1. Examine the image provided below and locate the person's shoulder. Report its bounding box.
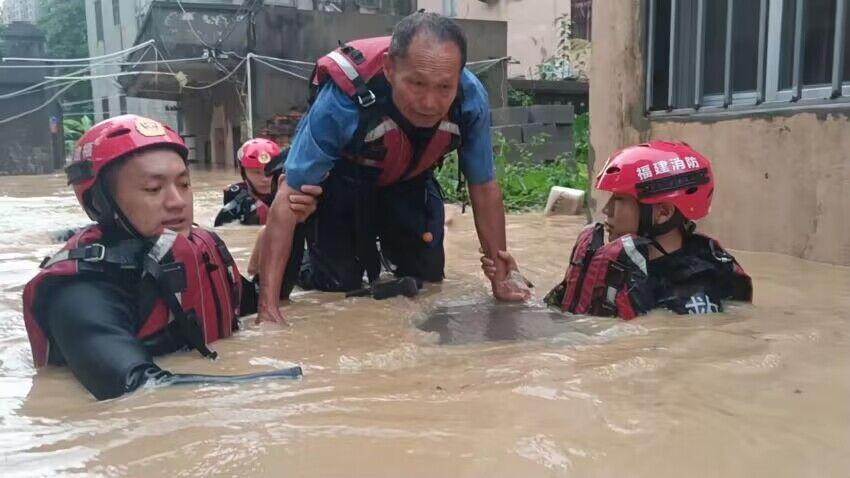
[460,68,487,100]
[313,80,359,112]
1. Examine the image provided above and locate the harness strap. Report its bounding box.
[206,229,241,310]
[567,223,606,312]
[142,230,219,360]
[327,50,376,108]
[40,240,148,269]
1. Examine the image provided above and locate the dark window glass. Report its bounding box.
[94,0,104,42]
[844,0,850,81]
[778,0,797,89]
[649,0,672,110]
[732,0,761,92]
[112,0,120,26]
[802,0,836,86]
[101,98,110,121]
[703,0,728,95]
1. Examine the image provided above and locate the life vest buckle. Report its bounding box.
[81,244,106,262]
[357,90,376,108]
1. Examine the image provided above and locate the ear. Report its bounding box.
[382,52,394,82]
[653,202,676,224]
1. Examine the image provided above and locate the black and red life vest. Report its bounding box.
[312,36,462,187]
[544,223,752,319]
[22,225,242,367]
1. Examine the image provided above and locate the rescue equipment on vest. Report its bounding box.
[23,225,241,367]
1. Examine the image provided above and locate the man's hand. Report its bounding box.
[480,249,532,302]
[480,249,518,279]
[280,176,322,223]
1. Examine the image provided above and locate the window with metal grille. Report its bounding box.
[646,0,849,114]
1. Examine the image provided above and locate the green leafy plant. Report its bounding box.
[436,124,590,212]
[63,115,93,153]
[507,88,534,107]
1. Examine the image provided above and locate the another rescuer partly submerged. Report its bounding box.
[258,12,531,324]
[482,141,753,318]
[21,115,316,401]
[214,138,280,227]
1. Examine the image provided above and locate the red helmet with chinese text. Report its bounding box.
[65,114,188,225]
[596,141,714,221]
[237,138,281,170]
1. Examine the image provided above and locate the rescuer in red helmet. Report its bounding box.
[215,138,281,227]
[483,141,753,318]
[21,115,310,400]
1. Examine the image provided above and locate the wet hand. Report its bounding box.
[492,275,532,302]
[480,249,519,280]
[287,183,323,223]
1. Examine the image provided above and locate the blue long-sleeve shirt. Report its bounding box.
[284,68,496,189]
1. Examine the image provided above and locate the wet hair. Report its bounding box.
[389,11,467,70]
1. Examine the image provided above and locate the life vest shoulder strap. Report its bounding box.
[312,37,390,109]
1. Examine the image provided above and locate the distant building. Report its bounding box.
[0,22,65,174]
[2,0,40,25]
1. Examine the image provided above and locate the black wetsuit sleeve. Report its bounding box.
[40,280,170,400]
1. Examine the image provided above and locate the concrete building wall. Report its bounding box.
[84,0,177,129]
[0,23,64,174]
[418,0,570,79]
[589,0,850,266]
[251,6,508,133]
[2,0,40,24]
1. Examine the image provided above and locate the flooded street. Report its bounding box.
[0,167,849,477]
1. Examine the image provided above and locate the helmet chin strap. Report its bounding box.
[240,167,273,206]
[90,179,147,241]
[637,203,689,256]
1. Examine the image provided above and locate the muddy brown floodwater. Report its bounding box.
[0,167,848,477]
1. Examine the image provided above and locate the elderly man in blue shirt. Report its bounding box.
[257,12,529,323]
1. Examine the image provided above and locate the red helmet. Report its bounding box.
[65,114,188,216]
[237,138,281,170]
[595,141,714,220]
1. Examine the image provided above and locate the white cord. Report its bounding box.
[250,54,316,67]
[1,39,155,63]
[0,81,79,124]
[183,58,247,90]
[252,57,311,81]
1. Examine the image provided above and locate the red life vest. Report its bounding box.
[22,225,242,367]
[550,223,651,319]
[312,37,462,187]
[545,223,753,319]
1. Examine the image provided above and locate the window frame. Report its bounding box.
[646,0,850,118]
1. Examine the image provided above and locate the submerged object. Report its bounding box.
[165,366,304,386]
[346,276,421,300]
[418,302,605,345]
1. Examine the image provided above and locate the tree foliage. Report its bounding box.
[37,0,92,108]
